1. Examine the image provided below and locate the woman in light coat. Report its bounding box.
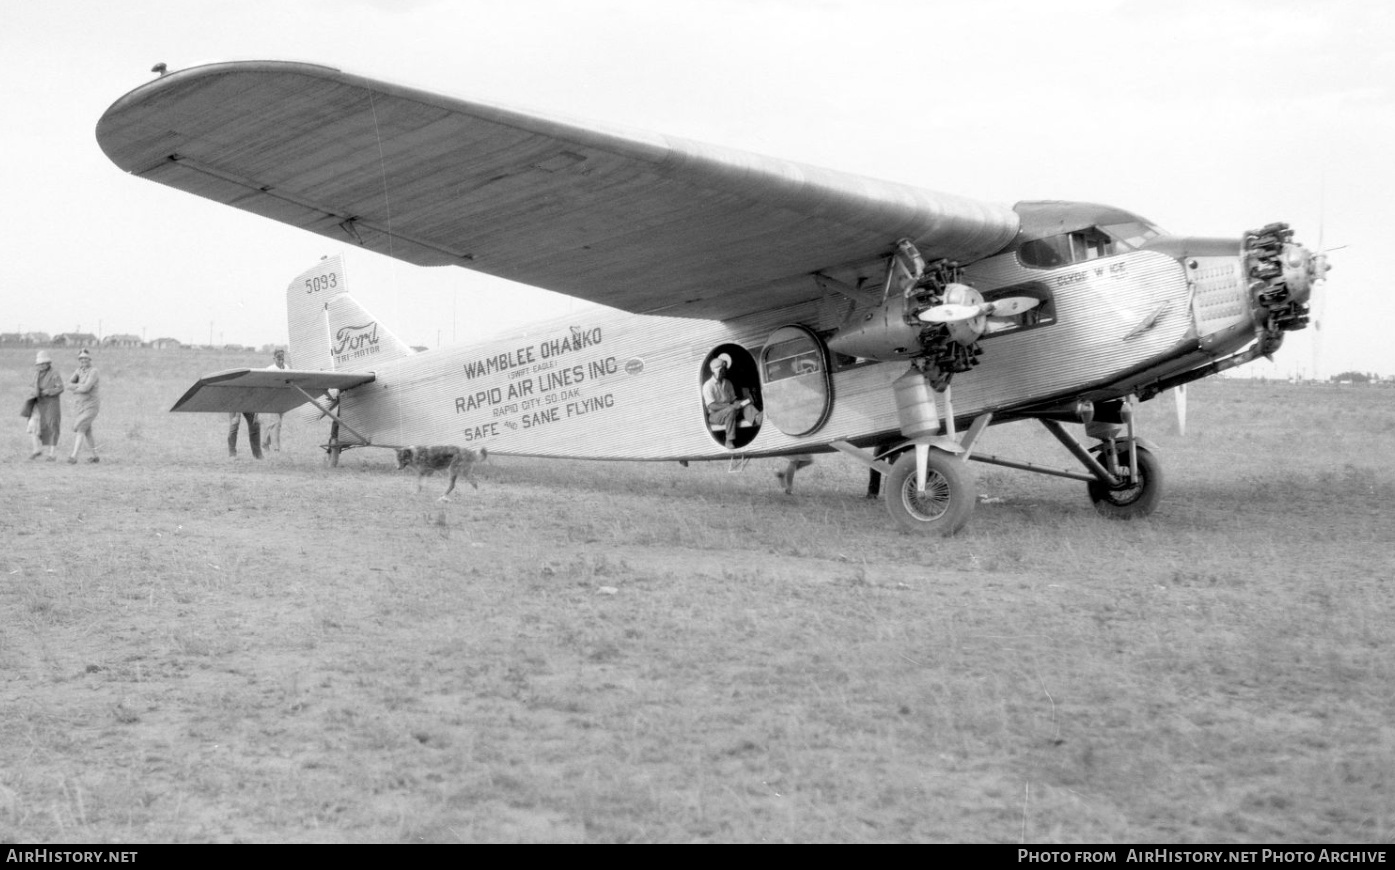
[67,348,100,463]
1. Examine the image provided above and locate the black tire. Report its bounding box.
[1087,444,1163,519]
[885,450,975,535]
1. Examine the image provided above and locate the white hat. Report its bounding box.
[35,350,51,364]
[709,353,732,372]
[77,348,92,359]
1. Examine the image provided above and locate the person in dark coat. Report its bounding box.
[26,349,64,461]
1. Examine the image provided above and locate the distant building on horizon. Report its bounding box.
[53,332,99,348]
[150,337,183,350]
[101,333,143,348]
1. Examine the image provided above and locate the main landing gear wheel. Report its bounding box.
[1087,444,1163,520]
[885,450,975,535]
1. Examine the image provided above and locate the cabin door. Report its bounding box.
[759,325,832,437]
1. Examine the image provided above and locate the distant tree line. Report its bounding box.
[0,332,280,353]
[1329,371,1382,384]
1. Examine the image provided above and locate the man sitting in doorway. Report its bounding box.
[703,353,760,448]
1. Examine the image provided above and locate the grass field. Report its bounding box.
[2,347,1392,843]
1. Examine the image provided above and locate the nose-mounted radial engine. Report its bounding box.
[1243,222,1328,358]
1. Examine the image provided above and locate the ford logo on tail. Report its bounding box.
[333,322,380,357]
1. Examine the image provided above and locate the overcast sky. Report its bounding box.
[3,0,1390,378]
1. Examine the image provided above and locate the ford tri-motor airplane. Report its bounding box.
[96,61,1329,534]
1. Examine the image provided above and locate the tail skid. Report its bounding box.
[286,255,414,372]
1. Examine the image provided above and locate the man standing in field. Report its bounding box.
[66,348,100,463]
[228,411,262,460]
[776,454,814,495]
[261,348,288,452]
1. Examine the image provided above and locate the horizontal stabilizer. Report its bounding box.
[170,368,375,413]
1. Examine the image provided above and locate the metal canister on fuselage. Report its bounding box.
[893,368,941,438]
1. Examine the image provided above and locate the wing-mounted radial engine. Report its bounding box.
[826,241,1043,534]
[911,269,1044,390]
[914,276,984,389]
[826,241,1043,436]
[826,242,1042,389]
[904,261,986,392]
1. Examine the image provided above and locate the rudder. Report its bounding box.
[286,255,414,371]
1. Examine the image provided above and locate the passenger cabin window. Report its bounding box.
[759,326,833,437]
[762,334,823,382]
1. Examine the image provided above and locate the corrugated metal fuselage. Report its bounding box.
[335,243,1253,461]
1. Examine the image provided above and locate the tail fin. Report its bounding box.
[286,255,414,371]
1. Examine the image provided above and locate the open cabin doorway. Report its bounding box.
[699,343,762,449]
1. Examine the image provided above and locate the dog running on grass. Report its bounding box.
[395,445,487,500]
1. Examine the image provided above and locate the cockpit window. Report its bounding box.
[1100,220,1163,250]
[1018,235,1071,269]
[1072,227,1114,261]
[1018,226,1124,269]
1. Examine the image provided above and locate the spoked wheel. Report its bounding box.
[1087,444,1163,519]
[885,450,975,535]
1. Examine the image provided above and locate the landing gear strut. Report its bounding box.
[975,398,1165,521]
[1087,443,1163,519]
[830,398,991,537]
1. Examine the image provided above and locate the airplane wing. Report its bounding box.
[169,368,375,413]
[97,61,1020,320]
